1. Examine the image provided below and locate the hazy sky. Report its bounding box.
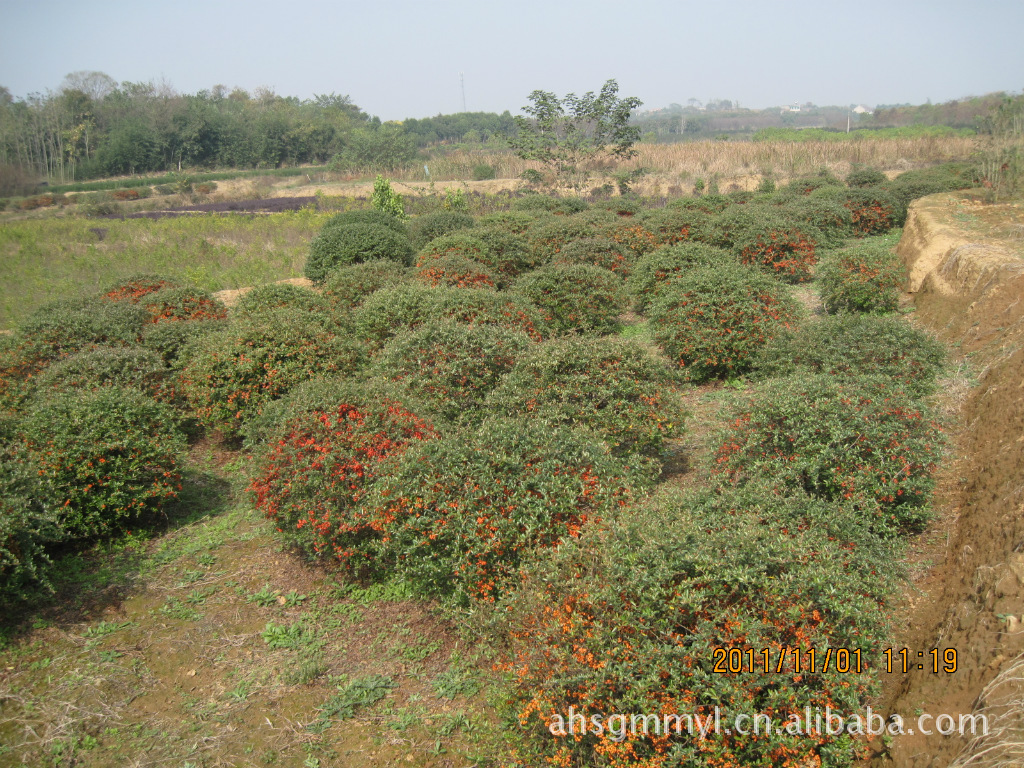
[1,0,1021,120]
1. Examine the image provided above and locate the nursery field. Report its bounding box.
[0,162,992,767]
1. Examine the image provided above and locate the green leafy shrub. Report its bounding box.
[19,386,185,538]
[649,262,800,381]
[818,186,898,236]
[713,374,942,533]
[753,315,944,396]
[414,255,498,289]
[638,206,712,246]
[668,194,733,214]
[140,286,228,323]
[354,284,548,350]
[322,209,408,237]
[321,260,410,310]
[0,424,57,606]
[511,194,589,215]
[817,240,905,314]
[498,483,895,768]
[551,237,633,277]
[235,283,329,316]
[33,346,168,398]
[781,196,854,247]
[628,243,733,312]
[472,163,496,181]
[361,417,644,601]
[887,163,977,222]
[527,218,599,263]
[846,166,887,187]
[486,336,685,456]
[592,218,660,256]
[476,210,535,234]
[415,232,493,267]
[592,198,642,217]
[371,320,531,422]
[783,172,843,196]
[468,226,539,277]
[370,175,405,218]
[175,310,366,436]
[711,206,821,282]
[140,319,227,365]
[305,223,414,283]
[513,263,627,336]
[248,378,438,558]
[407,211,475,250]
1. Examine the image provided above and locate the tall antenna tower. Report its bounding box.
[460,72,466,112]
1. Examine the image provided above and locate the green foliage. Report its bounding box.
[140,318,227,364]
[887,162,978,216]
[139,286,228,323]
[361,417,647,601]
[33,346,169,398]
[321,260,411,310]
[551,237,633,277]
[467,226,539,277]
[498,483,896,767]
[472,163,496,181]
[649,262,800,382]
[510,194,589,215]
[846,166,887,187]
[513,263,627,336]
[248,378,438,558]
[637,206,712,246]
[713,374,943,534]
[322,209,409,237]
[328,124,418,172]
[175,310,366,436]
[305,223,415,283]
[19,386,185,538]
[710,205,822,283]
[627,242,733,312]
[407,210,475,250]
[371,320,532,423]
[486,336,685,457]
[507,79,642,192]
[235,283,329,316]
[416,232,493,267]
[476,210,536,234]
[370,175,406,219]
[782,196,854,247]
[752,315,945,396]
[354,284,548,350]
[818,240,905,314]
[783,171,844,196]
[527,217,600,263]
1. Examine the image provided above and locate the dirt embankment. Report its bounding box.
[878,193,1024,768]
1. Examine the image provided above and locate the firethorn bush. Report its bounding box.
[511,194,589,215]
[33,346,169,398]
[247,377,438,559]
[235,283,329,315]
[140,318,227,364]
[466,226,539,277]
[728,209,822,283]
[361,417,647,602]
[486,336,686,457]
[139,286,228,323]
[782,196,854,247]
[670,193,734,214]
[513,263,627,336]
[638,206,712,246]
[846,166,888,188]
[322,209,408,237]
[407,210,475,249]
[175,309,366,436]
[713,373,943,533]
[817,239,906,314]
[496,483,897,768]
[783,172,843,196]
[415,232,493,267]
[321,260,410,310]
[649,262,800,382]
[354,284,548,350]
[101,273,178,303]
[836,187,898,236]
[414,255,499,290]
[371,320,532,423]
[18,386,185,539]
[595,218,660,256]
[528,218,599,263]
[305,223,414,283]
[628,242,732,312]
[476,210,535,235]
[552,237,634,277]
[753,315,945,396]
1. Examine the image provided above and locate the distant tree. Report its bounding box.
[506,79,642,193]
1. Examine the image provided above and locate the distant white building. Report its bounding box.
[780,103,802,113]
[852,105,873,115]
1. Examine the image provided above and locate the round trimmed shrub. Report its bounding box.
[414,255,498,290]
[592,197,642,217]
[354,284,548,350]
[498,483,895,768]
[101,274,179,303]
[783,172,843,196]
[322,209,408,237]
[595,219,660,256]
[782,196,854,247]
[711,207,821,283]
[836,187,899,236]
[235,283,329,316]
[371,320,532,422]
[846,166,887,188]
[649,262,800,382]
[321,260,410,311]
[639,206,712,246]
[415,232,493,268]
[33,346,169,397]
[19,386,185,538]
[818,241,905,314]
[407,210,475,249]
[360,417,645,601]
[248,378,438,559]
[511,194,589,215]
[668,194,733,214]
[141,318,227,364]
[141,286,228,323]
[628,242,732,312]
[175,310,366,436]
[752,315,945,396]
[551,237,633,277]
[305,223,414,283]
[513,264,627,336]
[486,336,686,456]
[468,226,539,277]
[528,218,598,263]
[476,210,535,234]
[713,374,943,533]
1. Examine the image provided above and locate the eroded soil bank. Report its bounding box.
[876,193,1024,768]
